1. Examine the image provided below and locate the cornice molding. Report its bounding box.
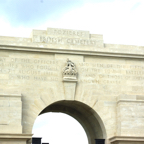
[109,136,144,142]
[0,133,33,139]
[117,100,144,104]
[0,94,21,97]
[0,44,144,59]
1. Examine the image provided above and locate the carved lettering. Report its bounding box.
[80,79,99,83]
[37,65,58,71]
[0,58,59,82]
[19,70,41,75]
[48,29,86,37]
[17,75,30,80]
[34,76,47,81]
[34,36,96,46]
[1,57,144,86]
[126,71,144,75]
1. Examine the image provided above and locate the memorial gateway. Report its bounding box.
[0,27,144,144]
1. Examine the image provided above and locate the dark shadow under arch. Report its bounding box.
[39,100,107,144]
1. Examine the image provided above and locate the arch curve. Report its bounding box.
[38,100,107,144]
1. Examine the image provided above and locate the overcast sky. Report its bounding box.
[0,0,144,144]
[32,113,88,144]
[0,0,144,45]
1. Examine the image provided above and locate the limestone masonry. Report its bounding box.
[0,28,144,144]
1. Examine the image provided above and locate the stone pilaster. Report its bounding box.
[0,94,22,133]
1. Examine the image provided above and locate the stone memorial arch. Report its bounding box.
[0,28,144,144]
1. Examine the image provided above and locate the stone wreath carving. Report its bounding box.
[63,59,77,80]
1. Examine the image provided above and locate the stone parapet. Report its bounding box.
[0,28,144,57]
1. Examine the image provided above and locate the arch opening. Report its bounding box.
[32,112,88,144]
[38,100,106,144]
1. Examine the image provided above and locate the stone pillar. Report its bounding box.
[0,94,22,133]
[109,95,144,144]
[0,94,32,143]
[117,95,144,136]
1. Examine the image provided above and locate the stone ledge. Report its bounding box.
[63,79,78,82]
[109,136,144,143]
[0,133,33,139]
[117,100,144,104]
[0,94,21,97]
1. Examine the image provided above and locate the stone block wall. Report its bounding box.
[0,94,22,133]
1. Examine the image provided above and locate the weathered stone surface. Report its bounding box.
[0,94,22,133]
[0,27,144,144]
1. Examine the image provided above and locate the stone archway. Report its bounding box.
[37,100,107,144]
[1,27,144,144]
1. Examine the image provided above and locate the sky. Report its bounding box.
[0,0,144,45]
[0,0,144,144]
[32,113,88,144]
